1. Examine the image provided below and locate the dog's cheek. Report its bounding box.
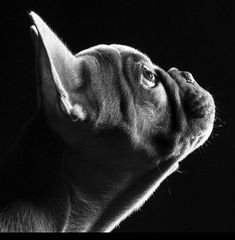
[132,94,173,157]
[131,107,160,150]
[136,85,171,134]
[150,84,169,109]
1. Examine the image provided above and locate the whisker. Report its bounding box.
[157,164,172,196]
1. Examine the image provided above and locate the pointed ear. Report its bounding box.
[29,11,86,122]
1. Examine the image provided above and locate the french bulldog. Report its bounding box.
[0,12,215,232]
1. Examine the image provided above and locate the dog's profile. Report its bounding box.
[0,12,215,232]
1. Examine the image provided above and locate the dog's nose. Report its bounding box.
[168,68,196,85]
[181,71,195,84]
[167,68,209,119]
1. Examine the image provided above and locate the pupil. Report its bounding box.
[147,70,154,81]
[142,66,156,84]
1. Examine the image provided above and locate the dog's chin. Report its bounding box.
[154,113,215,170]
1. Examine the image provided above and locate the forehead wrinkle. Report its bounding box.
[111,46,152,66]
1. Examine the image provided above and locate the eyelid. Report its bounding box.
[142,64,158,77]
[142,65,152,72]
[142,65,159,80]
[140,64,162,89]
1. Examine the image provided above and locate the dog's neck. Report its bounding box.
[1,110,177,232]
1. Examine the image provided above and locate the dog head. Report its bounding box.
[29,11,215,177]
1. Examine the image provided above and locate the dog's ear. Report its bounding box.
[29,11,86,122]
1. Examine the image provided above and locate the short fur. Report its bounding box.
[0,12,215,232]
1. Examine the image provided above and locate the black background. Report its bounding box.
[0,0,234,232]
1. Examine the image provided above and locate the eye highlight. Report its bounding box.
[141,65,158,89]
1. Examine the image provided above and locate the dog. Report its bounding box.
[0,12,215,232]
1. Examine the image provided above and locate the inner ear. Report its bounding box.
[29,11,86,122]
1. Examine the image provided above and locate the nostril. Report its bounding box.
[181,71,195,84]
[186,78,195,84]
[168,68,196,85]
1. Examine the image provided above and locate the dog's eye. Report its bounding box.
[141,66,158,88]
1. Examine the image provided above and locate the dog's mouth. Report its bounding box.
[156,67,215,160]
